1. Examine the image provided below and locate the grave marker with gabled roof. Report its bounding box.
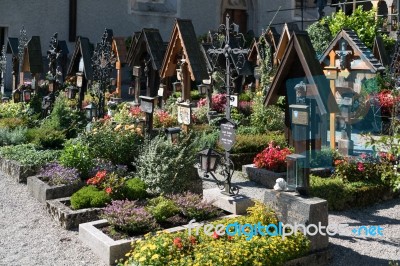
[21,36,43,90]
[264,31,339,150]
[319,28,384,149]
[372,35,390,67]
[112,37,127,97]
[274,23,299,66]
[67,36,94,82]
[129,28,166,97]
[126,32,141,67]
[160,19,208,101]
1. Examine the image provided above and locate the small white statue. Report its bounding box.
[274,178,287,191]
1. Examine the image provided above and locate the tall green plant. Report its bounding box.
[250,95,284,133]
[306,21,332,56]
[136,133,200,194]
[323,7,394,50]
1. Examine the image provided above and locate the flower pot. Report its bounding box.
[242,164,286,188]
[27,175,84,203]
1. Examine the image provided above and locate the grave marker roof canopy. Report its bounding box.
[112,37,127,65]
[22,36,43,74]
[6,38,19,55]
[129,28,166,71]
[160,19,208,81]
[67,36,94,80]
[264,32,339,116]
[372,35,389,67]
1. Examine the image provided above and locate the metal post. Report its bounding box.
[0,45,6,95]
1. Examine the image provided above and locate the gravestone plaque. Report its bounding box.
[290,104,309,126]
[177,103,191,125]
[219,120,236,151]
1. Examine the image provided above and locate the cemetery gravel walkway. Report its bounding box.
[0,174,106,266]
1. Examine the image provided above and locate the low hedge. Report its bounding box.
[310,175,395,211]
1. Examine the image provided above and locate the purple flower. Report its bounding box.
[38,162,80,186]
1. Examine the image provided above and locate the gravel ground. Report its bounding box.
[0,175,106,266]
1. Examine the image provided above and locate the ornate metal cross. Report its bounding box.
[0,45,6,95]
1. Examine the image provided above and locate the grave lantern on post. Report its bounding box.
[139,96,155,134]
[132,66,141,105]
[84,103,97,121]
[288,81,311,196]
[22,86,32,103]
[165,127,181,143]
[67,86,78,99]
[172,81,182,93]
[200,14,248,195]
[13,88,21,103]
[198,148,220,173]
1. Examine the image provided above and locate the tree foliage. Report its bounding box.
[322,7,395,50]
[306,21,332,56]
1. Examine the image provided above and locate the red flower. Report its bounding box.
[173,237,183,249]
[105,187,112,194]
[357,162,365,172]
[227,235,234,241]
[253,142,292,172]
[212,231,219,239]
[189,235,197,245]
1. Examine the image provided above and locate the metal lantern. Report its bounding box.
[22,88,32,103]
[67,86,78,99]
[165,127,181,143]
[2,97,9,103]
[172,81,182,92]
[84,103,98,121]
[198,148,220,173]
[197,84,209,95]
[13,89,21,103]
[286,154,307,193]
[110,78,116,86]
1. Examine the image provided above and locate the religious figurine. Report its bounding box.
[274,178,287,191]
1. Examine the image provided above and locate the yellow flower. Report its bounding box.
[151,254,160,260]
[139,257,146,262]
[114,124,122,131]
[149,244,156,250]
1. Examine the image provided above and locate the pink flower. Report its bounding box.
[357,162,365,172]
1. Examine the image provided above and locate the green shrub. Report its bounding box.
[310,175,353,211]
[306,21,332,56]
[190,90,202,101]
[44,94,85,138]
[146,196,180,222]
[0,102,27,119]
[310,148,340,168]
[137,133,199,194]
[250,95,284,133]
[0,143,60,166]
[59,139,93,179]
[70,186,111,210]
[228,132,287,154]
[27,126,66,149]
[0,117,28,129]
[119,177,147,200]
[81,124,143,166]
[0,127,28,146]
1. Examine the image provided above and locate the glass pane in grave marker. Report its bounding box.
[297,158,305,187]
[287,157,295,187]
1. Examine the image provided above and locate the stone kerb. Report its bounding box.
[27,176,84,203]
[0,157,38,183]
[263,189,329,251]
[46,197,102,230]
[242,164,286,188]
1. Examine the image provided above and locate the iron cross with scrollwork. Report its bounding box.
[92,29,116,118]
[207,14,249,119]
[0,45,6,94]
[18,26,28,71]
[47,33,62,86]
[206,14,248,196]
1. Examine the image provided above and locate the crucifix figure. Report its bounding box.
[335,39,352,70]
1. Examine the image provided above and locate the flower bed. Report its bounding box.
[46,197,102,230]
[27,175,83,203]
[119,202,311,266]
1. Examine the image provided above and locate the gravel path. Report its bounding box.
[0,175,106,266]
